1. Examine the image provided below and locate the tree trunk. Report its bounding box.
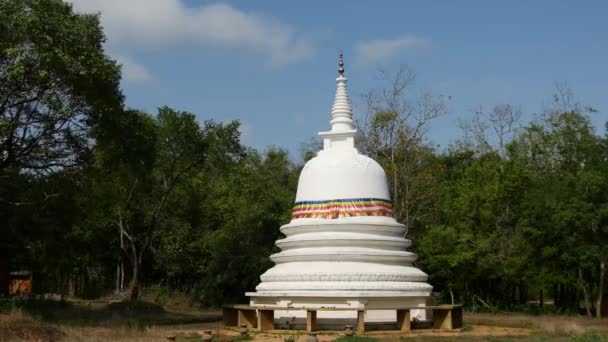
[579,267,592,318]
[115,263,120,294]
[117,209,127,294]
[511,284,516,307]
[519,283,527,305]
[596,260,606,319]
[128,257,140,300]
[79,265,85,298]
[539,289,544,309]
[120,262,124,292]
[68,277,76,298]
[126,235,141,300]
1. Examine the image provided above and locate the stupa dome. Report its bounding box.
[296,150,389,202]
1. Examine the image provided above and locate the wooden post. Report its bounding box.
[356,310,365,334]
[238,309,258,329]
[0,256,8,297]
[451,306,463,329]
[432,308,452,330]
[222,307,238,326]
[258,309,274,331]
[396,309,411,332]
[306,310,317,332]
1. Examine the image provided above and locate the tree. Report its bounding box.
[417,146,534,307]
[456,104,522,157]
[188,148,297,305]
[0,0,122,176]
[511,110,607,315]
[357,67,448,233]
[95,107,243,299]
[0,0,123,280]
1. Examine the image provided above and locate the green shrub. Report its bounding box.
[0,299,10,313]
[0,297,28,313]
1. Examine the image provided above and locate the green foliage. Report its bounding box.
[187,148,297,305]
[416,111,608,312]
[0,0,123,174]
[0,0,123,281]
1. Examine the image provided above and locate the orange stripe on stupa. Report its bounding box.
[292,198,393,219]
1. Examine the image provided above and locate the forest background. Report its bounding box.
[2,0,607,319]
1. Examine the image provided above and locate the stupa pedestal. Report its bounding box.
[246,54,432,329]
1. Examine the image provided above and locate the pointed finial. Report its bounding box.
[338,51,345,76]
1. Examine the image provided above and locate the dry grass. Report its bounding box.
[465,312,608,336]
[1,315,230,342]
[0,312,65,342]
[1,305,607,342]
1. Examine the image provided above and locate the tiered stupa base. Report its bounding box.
[247,217,433,329]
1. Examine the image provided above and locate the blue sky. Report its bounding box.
[70,0,608,159]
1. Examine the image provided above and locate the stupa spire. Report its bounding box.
[330,51,354,132]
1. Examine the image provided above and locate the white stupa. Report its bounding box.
[246,53,432,328]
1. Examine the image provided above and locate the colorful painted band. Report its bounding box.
[292,198,393,219]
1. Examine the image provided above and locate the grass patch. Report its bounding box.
[336,336,379,342]
[173,333,252,342]
[174,334,203,341]
[397,337,570,341]
[473,319,535,329]
[571,332,608,342]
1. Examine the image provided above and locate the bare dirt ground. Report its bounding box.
[2,306,607,342]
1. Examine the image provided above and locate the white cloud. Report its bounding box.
[238,120,254,146]
[354,35,428,65]
[68,0,314,66]
[114,55,152,82]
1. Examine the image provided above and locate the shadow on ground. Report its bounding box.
[10,298,221,327]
